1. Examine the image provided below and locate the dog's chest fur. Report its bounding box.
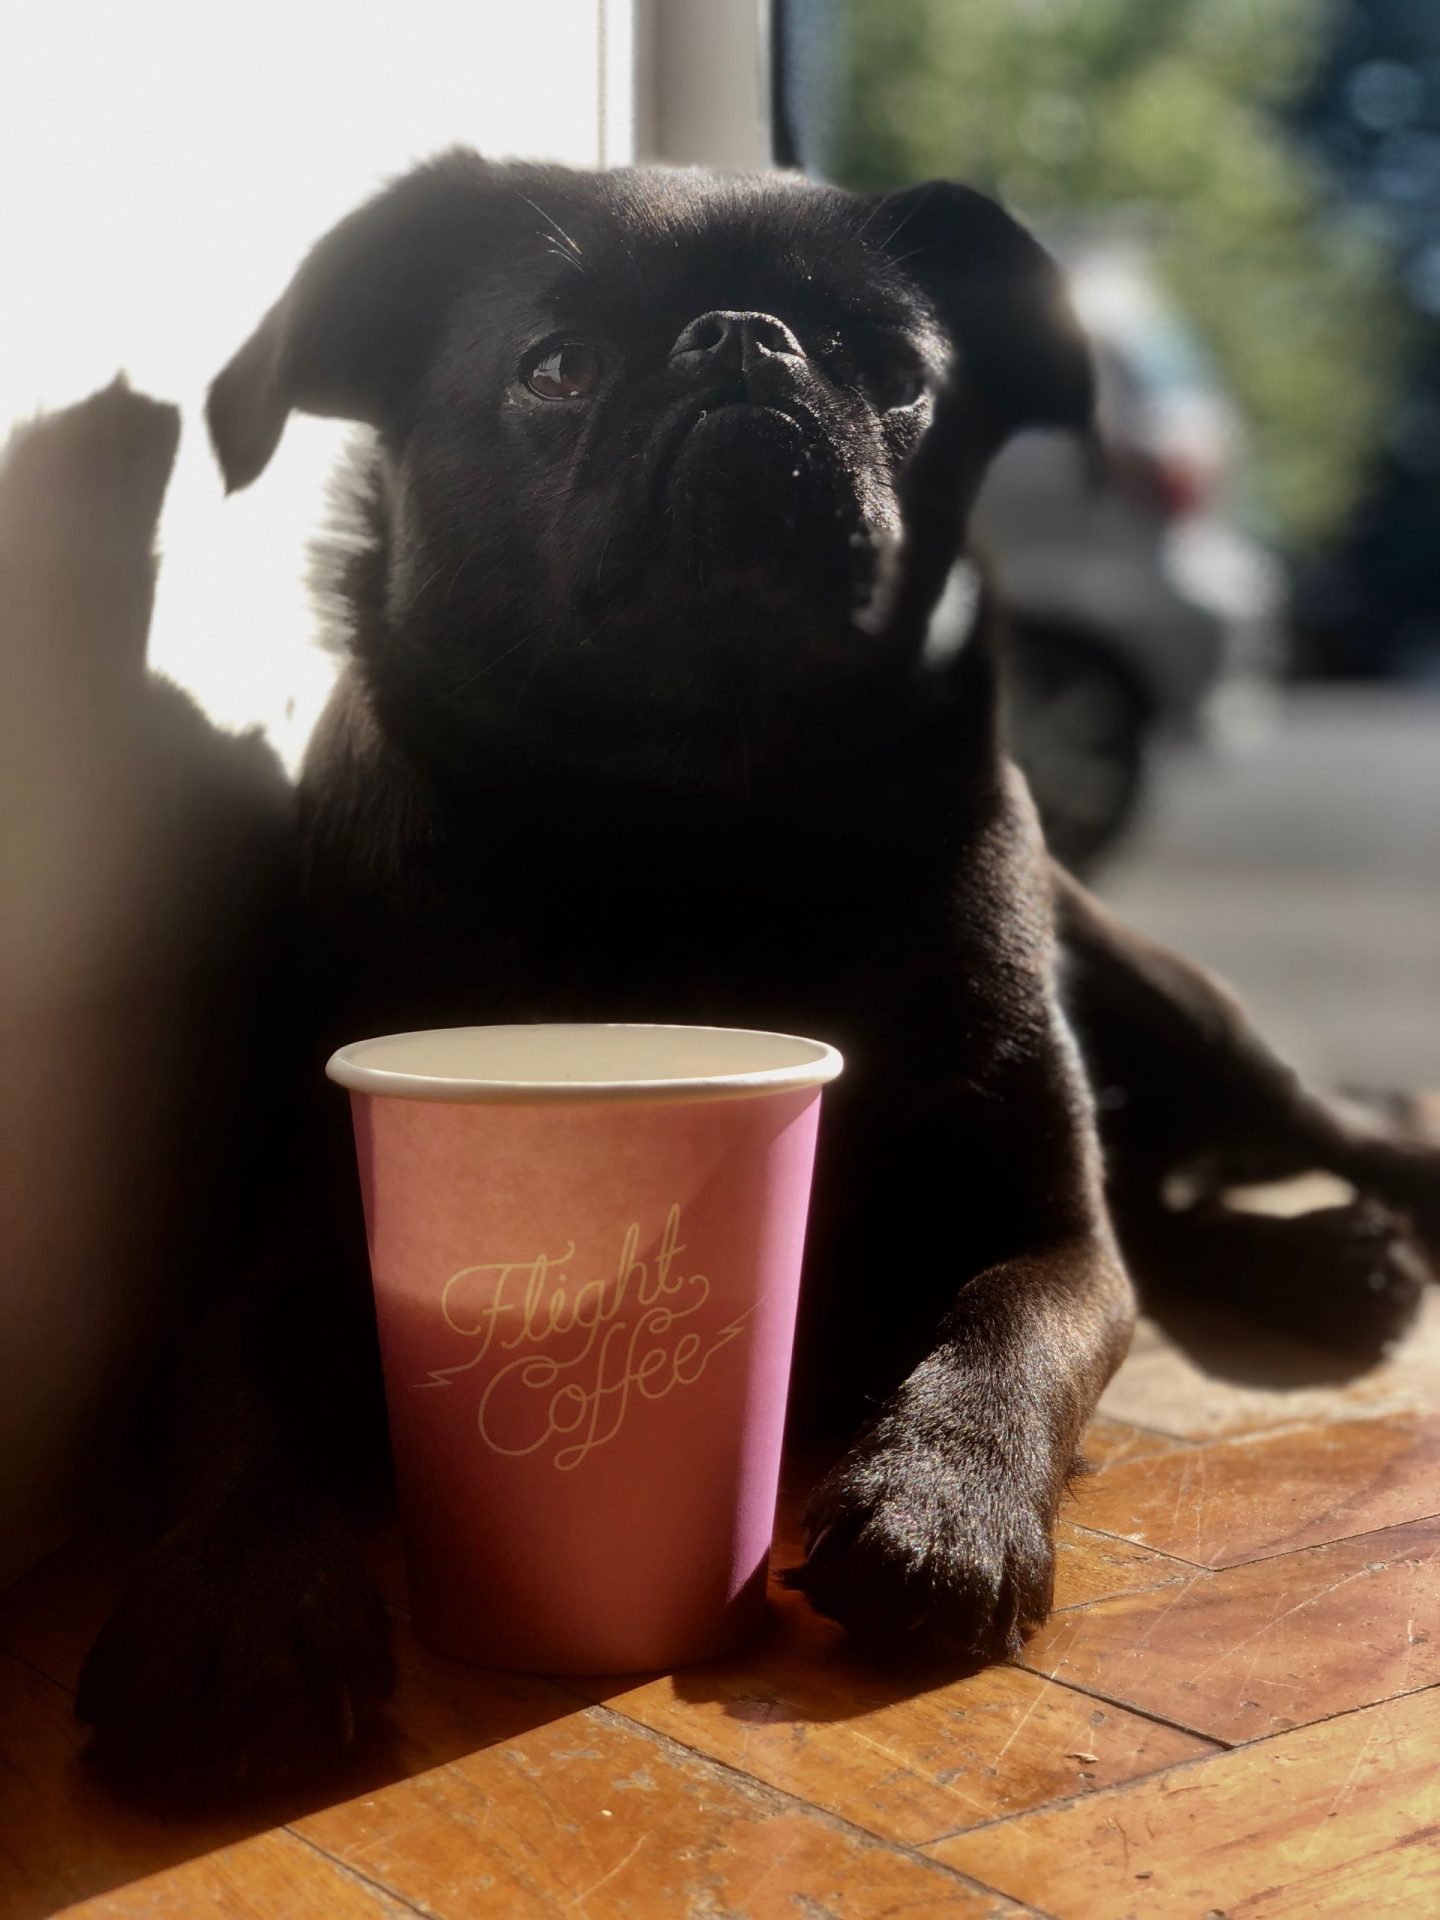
[298,662,1050,1088]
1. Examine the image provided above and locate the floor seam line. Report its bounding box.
[283,1824,434,1918]
[1004,1665,1231,1747]
[0,1644,75,1698]
[580,1696,1053,1916]
[918,1682,1440,1850]
[1059,1505,1440,1570]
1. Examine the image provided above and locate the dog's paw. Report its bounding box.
[781,1439,1055,1660]
[1205,1197,1428,1356]
[1290,1200,1430,1347]
[1329,1096,1440,1265]
[76,1486,395,1804]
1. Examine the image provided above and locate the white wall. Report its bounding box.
[2,0,611,764]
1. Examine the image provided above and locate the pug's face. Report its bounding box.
[209,156,1089,783]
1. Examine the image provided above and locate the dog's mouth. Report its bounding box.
[649,390,828,511]
[561,380,885,640]
[609,385,886,627]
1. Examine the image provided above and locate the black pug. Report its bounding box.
[71,152,1439,1798]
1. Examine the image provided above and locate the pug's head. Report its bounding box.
[208,152,1090,786]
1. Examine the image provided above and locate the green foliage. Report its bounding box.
[822,0,1404,546]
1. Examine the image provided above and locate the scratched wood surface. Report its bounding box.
[2,1291,1437,1920]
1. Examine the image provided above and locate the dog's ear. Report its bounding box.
[869,181,1093,445]
[207,151,514,492]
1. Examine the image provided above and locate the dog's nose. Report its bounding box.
[669,310,806,376]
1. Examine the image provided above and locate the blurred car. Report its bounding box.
[967,242,1285,870]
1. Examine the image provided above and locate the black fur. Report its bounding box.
[13,155,1430,1802]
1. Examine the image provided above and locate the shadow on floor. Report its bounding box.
[0,1532,579,1920]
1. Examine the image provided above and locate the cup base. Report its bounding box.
[408,1559,772,1678]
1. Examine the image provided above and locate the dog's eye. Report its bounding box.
[865,345,926,413]
[521,341,604,400]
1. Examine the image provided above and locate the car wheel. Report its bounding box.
[1002,625,1149,874]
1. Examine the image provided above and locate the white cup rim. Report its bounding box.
[325,1022,845,1105]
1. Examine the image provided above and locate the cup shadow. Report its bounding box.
[576,1447,993,1730]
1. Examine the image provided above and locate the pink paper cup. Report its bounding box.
[326,1023,842,1675]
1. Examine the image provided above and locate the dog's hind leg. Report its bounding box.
[1053,863,1437,1345]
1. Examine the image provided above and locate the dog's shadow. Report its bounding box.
[2,378,297,1589]
[1137,1286,1372,1390]
[0,1522,584,1920]
[589,1571,996,1734]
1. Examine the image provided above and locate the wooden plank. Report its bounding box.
[930,1685,1440,1919]
[567,1570,1212,1845]
[1051,1520,1190,1612]
[369,1620,597,1778]
[292,1705,1022,1919]
[1077,1418,1190,1472]
[62,1830,420,1919]
[1068,1414,1440,1567]
[1021,1518,1440,1742]
[1098,1292,1440,1441]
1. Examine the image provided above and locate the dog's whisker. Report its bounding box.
[441,547,479,611]
[515,190,585,270]
[544,239,584,276]
[453,630,534,690]
[408,557,451,604]
[509,623,560,715]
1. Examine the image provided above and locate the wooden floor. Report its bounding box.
[3,1284,1438,1919]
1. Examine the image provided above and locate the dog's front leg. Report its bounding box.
[787,1231,1131,1656]
[785,1031,1134,1658]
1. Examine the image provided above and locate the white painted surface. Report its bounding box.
[3,0,609,765]
[632,0,772,168]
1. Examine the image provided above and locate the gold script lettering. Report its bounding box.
[419,1206,751,1469]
